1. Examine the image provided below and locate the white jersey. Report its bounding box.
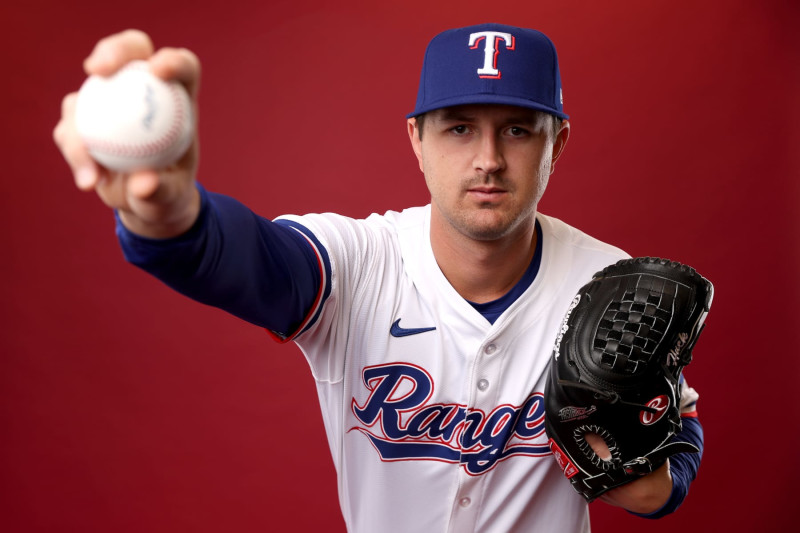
[279,205,628,533]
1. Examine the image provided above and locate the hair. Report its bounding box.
[414,110,563,142]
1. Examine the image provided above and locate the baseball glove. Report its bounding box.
[544,257,713,502]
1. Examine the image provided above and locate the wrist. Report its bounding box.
[599,460,673,514]
[118,181,201,239]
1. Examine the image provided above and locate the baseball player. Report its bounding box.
[54,23,703,532]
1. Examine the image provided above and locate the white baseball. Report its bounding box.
[75,60,194,172]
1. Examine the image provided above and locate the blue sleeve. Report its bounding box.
[116,183,329,339]
[632,416,704,519]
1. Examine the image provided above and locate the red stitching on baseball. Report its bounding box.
[84,63,189,161]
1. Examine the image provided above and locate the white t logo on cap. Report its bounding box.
[469,31,515,79]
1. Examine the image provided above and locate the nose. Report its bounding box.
[473,134,505,176]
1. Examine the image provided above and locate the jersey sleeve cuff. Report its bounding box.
[268,219,332,342]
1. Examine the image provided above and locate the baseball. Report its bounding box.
[75,60,194,172]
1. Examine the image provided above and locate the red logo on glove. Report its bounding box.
[549,439,579,478]
[639,395,670,426]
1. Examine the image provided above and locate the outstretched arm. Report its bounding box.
[54,30,327,339]
[117,185,328,339]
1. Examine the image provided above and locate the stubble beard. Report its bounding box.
[435,183,537,243]
[453,202,537,241]
[448,170,549,242]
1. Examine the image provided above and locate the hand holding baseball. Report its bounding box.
[75,59,194,173]
[54,30,202,238]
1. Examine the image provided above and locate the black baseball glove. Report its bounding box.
[544,257,713,502]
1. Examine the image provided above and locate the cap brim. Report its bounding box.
[406,94,569,120]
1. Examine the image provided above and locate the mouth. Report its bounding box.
[466,185,507,202]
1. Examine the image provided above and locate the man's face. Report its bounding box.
[408,104,569,243]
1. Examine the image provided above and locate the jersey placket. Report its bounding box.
[448,335,506,532]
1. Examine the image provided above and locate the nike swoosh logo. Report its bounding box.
[390,319,436,338]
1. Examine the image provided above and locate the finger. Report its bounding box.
[584,432,612,461]
[149,47,202,98]
[127,170,161,199]
[84,29,155,76]
[53,92,101,190]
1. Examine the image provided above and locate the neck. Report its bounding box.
[430,213,538,304]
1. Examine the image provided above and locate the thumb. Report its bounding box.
[127,170,160,199]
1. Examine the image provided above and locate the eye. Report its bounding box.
[506,126,530,137]
[449,125,470,135]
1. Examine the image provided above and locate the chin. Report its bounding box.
[462,219,520,241]
[463,209,535,242]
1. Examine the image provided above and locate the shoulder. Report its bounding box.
[274,206,429,278]
[538,212,628,262]
[537,213,630,295]
[276,205,428,239]
[537,213,628,257]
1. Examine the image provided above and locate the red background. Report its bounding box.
[2,1,798,531]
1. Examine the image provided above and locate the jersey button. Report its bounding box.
[477,379,490,391]
[485,343,497,355]
[459,497,472,507]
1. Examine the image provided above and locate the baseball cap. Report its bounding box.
[407,23,568,120]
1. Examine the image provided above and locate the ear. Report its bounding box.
[407,118,424,173]
[549,119,570,174]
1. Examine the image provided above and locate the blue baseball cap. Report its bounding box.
[407,23,568,120]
